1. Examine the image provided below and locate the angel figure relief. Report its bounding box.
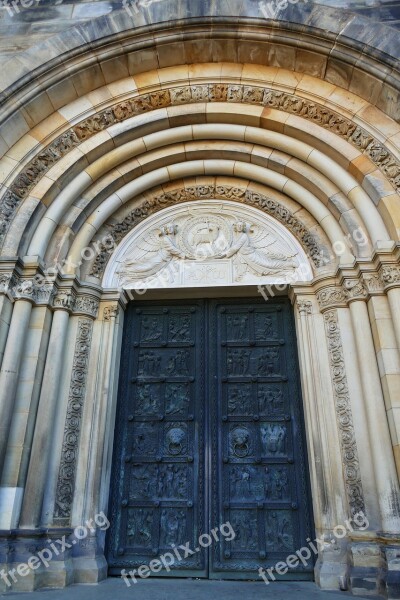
[216,221,298,281]
[117,223,185,285]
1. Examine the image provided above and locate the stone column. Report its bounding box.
[72,300,123,584]
[316,283,387,597]
[293,294,350,590]
[348,296,400,534]
[0,273,13,365]
[0,298,33,479]
[19,293,72,529]
[0,276,38,532]
[0,306,52,530]
[367,294,400,478]
[381,266,400,352]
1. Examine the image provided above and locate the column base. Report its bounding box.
[72,533,108,584]
[349,541,386,597]
[314,537,350,591]
[384,546,400,599]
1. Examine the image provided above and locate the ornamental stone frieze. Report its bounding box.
[0,271,100,317]
[323,309,366,517]
[2,84,400,248]
[52,290,99,318]
[0,276,55,305]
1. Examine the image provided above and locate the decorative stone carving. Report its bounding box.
[362,273,384,293]
[317,286,349,311]
[381,265,400,286]
[103,305,119,321]
[104,201,312,289]
[2,85,399,250]
[323,309,366,517]
[54,318,93,524]
[90,185,323,279]
[53,291,74,311]
[0,272,15,295]
[297,299,312,315]
[344,279,368,302]
[52,290,99,317]
[12,279,36,302]
[74,295,99,318]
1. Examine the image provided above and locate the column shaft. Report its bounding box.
[0,300,33,478]
[19,309,70,527]
[349,300,400,533]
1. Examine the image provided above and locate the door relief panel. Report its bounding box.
[108,299,313,580]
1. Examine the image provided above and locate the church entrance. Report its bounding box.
[107,298,313,579]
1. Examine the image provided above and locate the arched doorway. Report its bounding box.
[0,3,399,597]
[103,200,314,579]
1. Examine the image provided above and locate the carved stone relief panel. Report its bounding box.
[103,200,313,290]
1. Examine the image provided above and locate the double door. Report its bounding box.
[107,299,313,579]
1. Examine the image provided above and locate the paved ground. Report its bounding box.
[1,578,381,599]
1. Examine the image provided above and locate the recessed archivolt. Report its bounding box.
[1,76,399,271]
[80,180,332,283]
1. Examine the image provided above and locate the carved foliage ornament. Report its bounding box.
[54,318,93,524]
[317,287,349,310]
[90,185,323,278]
[323,309,366,518]
[103,305,119,320]
[1,84,399,248]
[296,299,312,315]
[0,277,54,304]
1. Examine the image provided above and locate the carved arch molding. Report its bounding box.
[90,185,326,283]
[1,82,400,254]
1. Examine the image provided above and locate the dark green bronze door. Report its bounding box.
[107,299,313,580]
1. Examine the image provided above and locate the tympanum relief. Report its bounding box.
[104,201,311,289]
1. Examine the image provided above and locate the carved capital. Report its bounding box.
[74,295,99,318]
[53,290,74,311]
[35,282,55,305]
[317,286,348,311]
[0,272,15,295]
[103,305,119,321]
[296,299,312,315]
[380,265,400,288]
[12,278,36,302]
[362,272,384,294]
[343,278,368,302]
